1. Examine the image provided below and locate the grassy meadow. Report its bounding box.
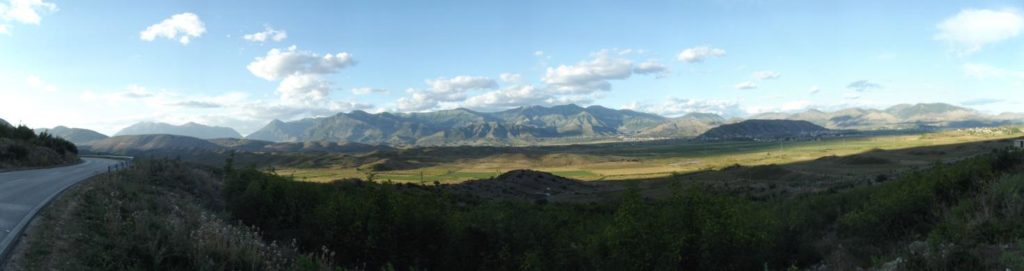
[276,127,1024,184]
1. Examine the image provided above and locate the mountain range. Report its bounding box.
[245,104,679,146]
[748,103,1011,130]
[242,103,1020,146]
[35,126,109,145]
[0,118,8,127]
[115,121,242,139]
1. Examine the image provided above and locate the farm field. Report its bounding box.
[276,127,1024,184]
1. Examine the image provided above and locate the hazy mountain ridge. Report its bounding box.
[247,104,668,146]
[34,126,109,145]
[115,121,242,139]
[751,103,1013,130]
[0,118,9,127]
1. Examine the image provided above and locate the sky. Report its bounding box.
[1,0,1023,136]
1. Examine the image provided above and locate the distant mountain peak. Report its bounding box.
[115,121,242,139]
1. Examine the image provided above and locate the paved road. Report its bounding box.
[0,158,123,260]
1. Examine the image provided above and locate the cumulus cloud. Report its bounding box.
[677,46,726,63]
[809,86,821,94]
[396,89,439,112]
[247,46,356,104]
[0,0,57,25]
[247,46,355,80]
[935,9,1024,54]
[625,98,744,118]
[25,75,56,92]
[244,26,287,42]
[752,71,781,80]
[394,76,499,111]
[633,60,668,77]
[351,87,388,95]
[735,81,757,90]
[499,73,522,83]
[276,74,332,103]
[426,75,497,95]
[463,85,550,110]
[543,52,634,94]
[140,12,206,45]
[847,80,881,92]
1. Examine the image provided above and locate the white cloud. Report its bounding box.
[735,81,757,90]
[463,85,550,110]
[633,60,668,77]
[0,0,57,25]
[780,100,812,111]
[396,89,439,112]
[426,75,497,95]
[963,63,1024,79]
[0,24,9,35]
[351,87,388,95]
[25,75,56,92]
[247,46,355,80]
[394,76,499,111]
[625,98,744,118]
[140,12,206,45]
[543,52,634,94]
[847,80,881,92]
[677,46,726,63]
[935,9,1024,54]
[533,51,544,57]
[752,70,781,80]
[244,26,287,42]
[843,92,862,100]
[809,86,820,94]
[247,46,356,104]
[499,73,522,83]
[276,74,332,103]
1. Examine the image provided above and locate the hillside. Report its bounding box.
[209,138,394,153]
[246,104,669,146]
[85,134,223,154]
[637,113,723,138]
[0,124,79,169]
[115,121,242,139]
[0,117,9,127]
[35,126,108,145]
[697,119,832,141]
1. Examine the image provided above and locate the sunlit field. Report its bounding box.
[276,127,1023,183]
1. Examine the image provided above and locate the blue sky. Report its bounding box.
[1,0,1022,135]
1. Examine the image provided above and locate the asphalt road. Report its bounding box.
[0,158,124,261]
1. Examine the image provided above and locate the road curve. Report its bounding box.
[0,158,123,262]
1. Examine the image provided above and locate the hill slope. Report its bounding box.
[35,126,108,145]
[697,119,832,141]
[115,122,242,139]
[0,124,79,168]
[85,134,223,154]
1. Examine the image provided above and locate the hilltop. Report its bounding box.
[697,119,833,141]
[35,126,108,145]
[115,121,242,139]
